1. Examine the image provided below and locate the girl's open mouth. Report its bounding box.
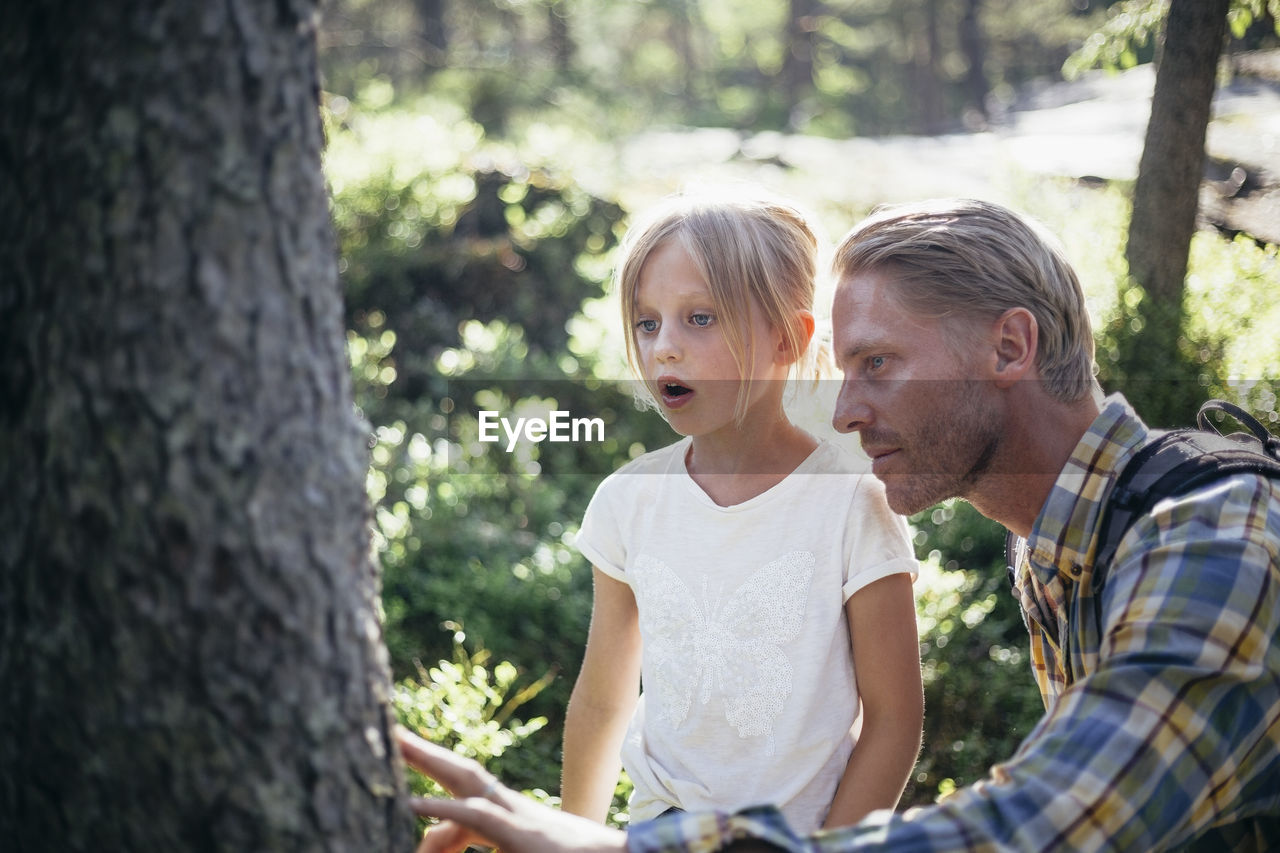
[659,381,694,408]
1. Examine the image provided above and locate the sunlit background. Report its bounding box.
[316,0,1280,819]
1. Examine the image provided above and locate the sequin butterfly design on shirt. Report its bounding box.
[632,551,815,754]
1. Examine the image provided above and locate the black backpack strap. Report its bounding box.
[1092,401,1280,589]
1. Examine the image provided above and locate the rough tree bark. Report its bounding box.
[1119,0,1230,425]
[0,1,414,850]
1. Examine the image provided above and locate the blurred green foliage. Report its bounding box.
[902,501,1044,806]
[320,0,1125,137]
[395,629,553,800]
[1066,0,1280,77]
[394,630,644,827]
[326,99,623,390]
[1095,217,1280,427]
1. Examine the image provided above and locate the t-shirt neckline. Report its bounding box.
[674,436,828,512]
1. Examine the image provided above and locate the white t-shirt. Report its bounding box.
[576,437,917,833]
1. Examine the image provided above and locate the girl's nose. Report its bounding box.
[653,324,681,363]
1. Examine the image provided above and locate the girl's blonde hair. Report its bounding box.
[615,189,823,423]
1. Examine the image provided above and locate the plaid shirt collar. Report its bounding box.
[1013,394,1148,701]
[1025,394,1148,584]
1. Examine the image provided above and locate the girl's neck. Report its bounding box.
[684,413,818,507]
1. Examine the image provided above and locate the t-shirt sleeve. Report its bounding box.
[576,474,630,584]
[841,474,918,601]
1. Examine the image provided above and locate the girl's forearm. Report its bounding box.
[822,714,922,829]
[562,568,642,821]
[560,697,632,822]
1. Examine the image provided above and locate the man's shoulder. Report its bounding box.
[1097,413,1280,572]
[1111,470,1280,574]
[1150,469,1280,523]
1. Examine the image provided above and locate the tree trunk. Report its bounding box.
[907,0,945,135]
[1119,0,1229,425]
[418,0,449,68]
[960,0,989,126]
[546,0,575,76]
[0,2,413,850]
[669,0,701,110]
[782,0,820,124]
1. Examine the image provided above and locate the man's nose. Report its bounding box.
[832,379,871,434]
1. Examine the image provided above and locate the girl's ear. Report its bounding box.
[775,310,816,365]
[990,307,1037,387]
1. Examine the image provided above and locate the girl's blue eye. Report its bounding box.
[636,319,658,333]
[690,313,714,327]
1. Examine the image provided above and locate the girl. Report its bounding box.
[560,189,923,834]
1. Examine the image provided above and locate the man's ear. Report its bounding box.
[991,307,1037,387]
[775,310,816,365]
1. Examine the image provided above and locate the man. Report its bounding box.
[400,199,1280,851]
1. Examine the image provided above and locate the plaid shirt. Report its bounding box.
[628,395,1280,852]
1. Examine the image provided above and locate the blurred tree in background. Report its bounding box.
[1109,0,1234,427]
[320,0,1279,816]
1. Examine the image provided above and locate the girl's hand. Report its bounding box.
[397,727,629,853]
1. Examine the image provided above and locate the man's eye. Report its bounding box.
[636,319,658,333]
[868,355,886,371]
[690,313,714,327]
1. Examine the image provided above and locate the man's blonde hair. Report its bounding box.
[833,198,1098,402]
[616,189,821,422]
